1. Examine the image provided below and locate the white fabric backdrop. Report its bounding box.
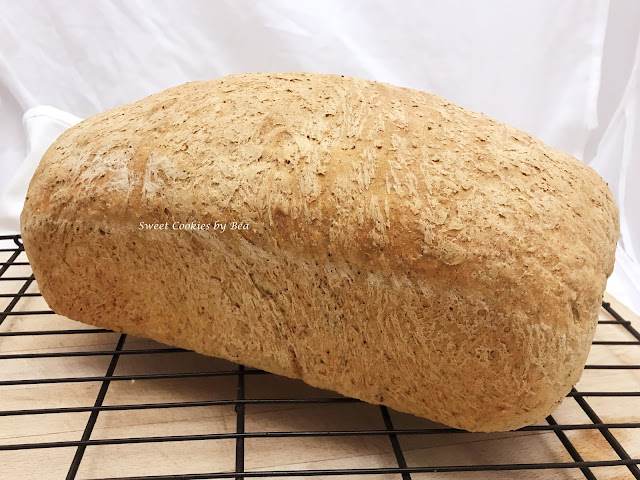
[1,0,638,312]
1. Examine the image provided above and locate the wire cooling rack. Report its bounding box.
[1,233,639,480]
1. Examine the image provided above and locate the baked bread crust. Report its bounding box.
[21,73,619,432]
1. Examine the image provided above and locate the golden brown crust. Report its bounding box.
[20,73,619,431]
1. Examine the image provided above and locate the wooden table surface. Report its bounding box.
[0,246,639,480]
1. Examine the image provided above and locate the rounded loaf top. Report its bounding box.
[24,72,619,328]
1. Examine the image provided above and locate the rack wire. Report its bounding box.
[1,233,639,480]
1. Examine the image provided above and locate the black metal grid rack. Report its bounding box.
[1,233,639,479]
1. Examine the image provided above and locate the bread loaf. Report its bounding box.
[20,73,619,432]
